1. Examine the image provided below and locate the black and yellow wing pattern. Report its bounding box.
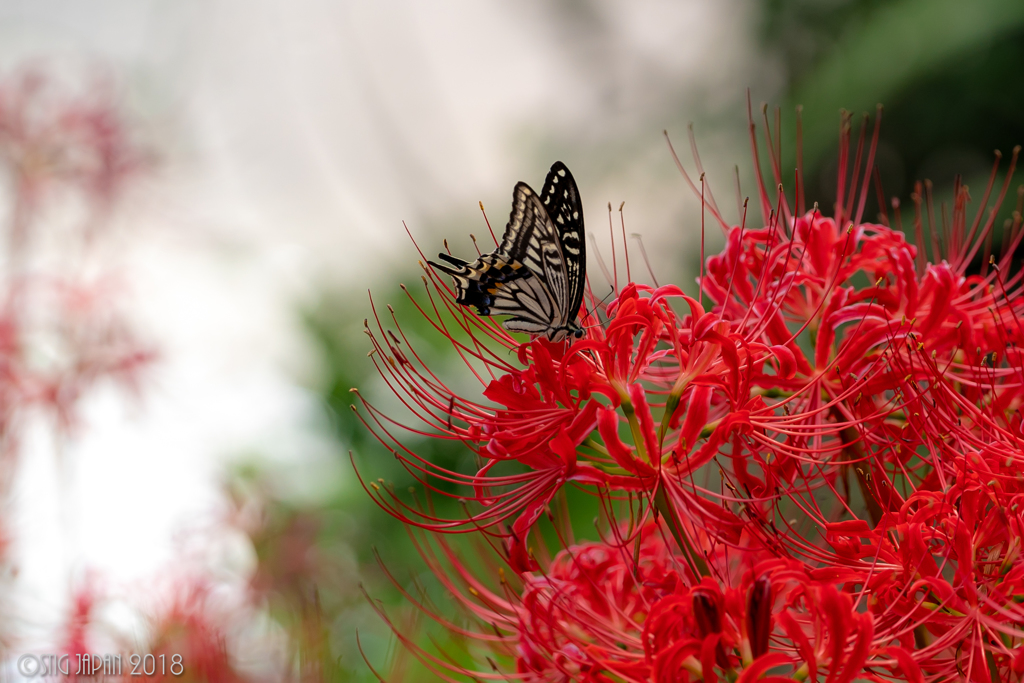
[429,161,586,342]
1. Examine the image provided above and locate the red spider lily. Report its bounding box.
[369,522,909,682]
[0,68,144,248]
[0,67,153,498]
[142,579,250,683]
[61,578,101,681]
[356,101,1024,681]
[0,64,156,676]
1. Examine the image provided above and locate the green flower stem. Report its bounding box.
[620,391,649,465]
[654,486,709,579]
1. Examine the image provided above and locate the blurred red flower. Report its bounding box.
[0,63,155,670]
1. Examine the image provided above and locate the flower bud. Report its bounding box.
[746,575,772,659]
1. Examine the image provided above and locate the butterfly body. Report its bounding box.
[429,162,586,343]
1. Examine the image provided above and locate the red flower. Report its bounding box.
[358,104,1024,681]
[143,579,248,683]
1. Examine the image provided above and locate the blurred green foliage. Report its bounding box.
[292,278,605,680]
[763,0,1024,237]
[293,282,483,680]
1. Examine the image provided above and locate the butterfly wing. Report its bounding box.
[428,250,530,315]
[537,161,586,328]
[428,183,560,324]
[485,265,560,335]
[428,162,585,340]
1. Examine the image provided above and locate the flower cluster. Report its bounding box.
[356,108,1024,681]
[0,66,153,652]
[0,67,152,480]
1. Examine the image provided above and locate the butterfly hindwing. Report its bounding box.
[429,250,529,315]
[428,161,586,342]
[488,269,557,332]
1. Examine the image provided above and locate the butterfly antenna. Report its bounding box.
[470,233,482,257]
[583,267,598,317]
[596,285,616,311]
[607,202,618,291]
[583,288,617,331]
[619,201,631,283]
[583,286,616,321]
[479,201,499,246]
[630,234,659,287]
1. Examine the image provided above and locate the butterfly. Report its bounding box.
[429,161,587,342]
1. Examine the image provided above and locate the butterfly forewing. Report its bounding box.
[500,183,561,290]
[539,162,585,326]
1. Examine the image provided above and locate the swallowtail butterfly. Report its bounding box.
[429,161,586,342]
